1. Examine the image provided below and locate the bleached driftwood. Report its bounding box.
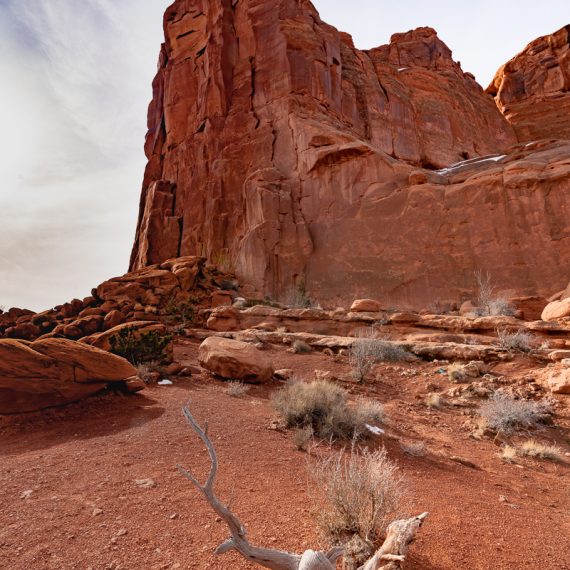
[178,405,427,570]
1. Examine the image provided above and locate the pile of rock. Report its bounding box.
[1,257,236,344]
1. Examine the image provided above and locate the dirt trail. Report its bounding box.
[0,343,569,569]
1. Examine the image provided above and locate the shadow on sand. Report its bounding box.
[0,390,165,457]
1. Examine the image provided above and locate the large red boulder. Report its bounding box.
[0,338,139,414]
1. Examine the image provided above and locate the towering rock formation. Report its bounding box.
[487,25,570,142]
[131,0,570,307]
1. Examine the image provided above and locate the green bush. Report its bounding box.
[163,296,196,325]
[109,327,172,365]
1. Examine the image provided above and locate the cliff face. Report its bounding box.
[487,25,570,143]
[130,0,570,306]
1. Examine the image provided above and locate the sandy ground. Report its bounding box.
[0,341,569,569]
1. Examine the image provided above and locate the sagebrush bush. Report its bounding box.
[479,393,551,435]
[271,380,383,440]
[163,296,195,325]
[292,340,312,354]
[349,329,409,382]
[309,446,405,569]
[496,328,535,353]
[109,327,172,365]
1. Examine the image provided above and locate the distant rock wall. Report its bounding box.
[130,0,570,307]
[487,25,570,142]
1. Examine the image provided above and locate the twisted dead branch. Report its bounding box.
[177,404,427,569]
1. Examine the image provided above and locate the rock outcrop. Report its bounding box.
[0,256,234,344]
[487,25,570,142]
[0,338,140,414]
[130,0,570,308]
[198,336,274,383]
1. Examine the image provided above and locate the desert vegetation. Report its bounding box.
[272,379,384,441]
[109,326,172,364]
[496,328,535,353]
[177,404,427,569]
[473,270,516,316]
[479,393,551,435]
[349,328,409,382]
[308,446,406,569]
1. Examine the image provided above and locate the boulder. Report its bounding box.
[350,299,382,313]
[546,368,570,395]
[81,321,168,352]
[0,338,139,414]
[541,299,570,321]
[198,337,274,384]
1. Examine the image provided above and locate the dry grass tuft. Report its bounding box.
[225,381,250,398]
[448,363,467,383]
[135,362,161,384]
[272,380,383,440]
[425,393,445,409]
[500,445,518,463]
[401,441,427,457]
[519,440,563,461]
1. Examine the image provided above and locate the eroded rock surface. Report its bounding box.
[128,1,570,308]
[488,25,570,142]
[0,338,139,414]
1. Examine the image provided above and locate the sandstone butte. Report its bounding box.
[129,0,570,309]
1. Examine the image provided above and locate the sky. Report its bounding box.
[0,0,568,311]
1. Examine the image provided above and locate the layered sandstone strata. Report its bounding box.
[130,0,570,307]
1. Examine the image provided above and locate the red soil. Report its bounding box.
[0,341,568,569]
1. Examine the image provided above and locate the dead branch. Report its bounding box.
[178,404,426,570]
[358,512,429,570]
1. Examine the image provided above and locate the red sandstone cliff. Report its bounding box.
[130,0,570,307]
[487,25,570,142]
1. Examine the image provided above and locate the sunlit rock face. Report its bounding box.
[487,25,570,143]
[130,0,570,307]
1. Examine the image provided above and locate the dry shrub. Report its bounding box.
[292,340,312,354]
[519,440,562,461]
[474,270,515,316]
[401,441,427,457]
[500,445,518,463]
[135,362,160,384]
[425,393,445,409]
[448,363,467,383]
[272,380,383,440]
[349,328,409,382]
[292,426,313,451]
[496,328,535,353]
[309,446,405,569]
[226,381,249,398]
[479,393,551,435]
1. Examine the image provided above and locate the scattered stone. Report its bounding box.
[134,478,156,489]
[350,299,382,313]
